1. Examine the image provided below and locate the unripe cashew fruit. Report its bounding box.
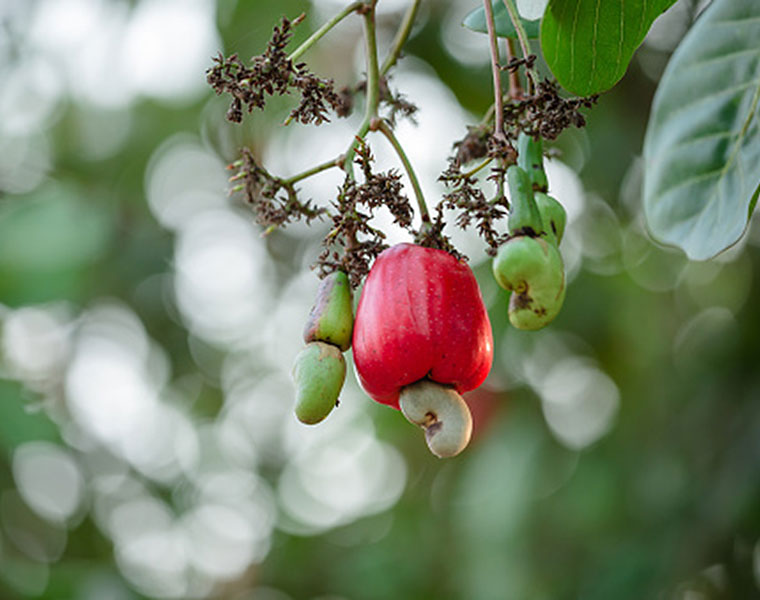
[507,165,544,236]
[292,341,346,424]
[492,236,565,330]
[535,192,567,245]
[303,271,353,352]
[517,132,548,192]
[399,379,473,458]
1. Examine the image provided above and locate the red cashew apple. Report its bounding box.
[352,243,494,456]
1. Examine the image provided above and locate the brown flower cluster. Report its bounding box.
[504,79,598,141]
[206,16,347,125]
[438,164,510,256]
[317,142,414,287]
[230,147,325,228]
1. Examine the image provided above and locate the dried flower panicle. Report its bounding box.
[230,147,325,228]
[414,207,461,259]
[439,163,510,256]
[213,12,597,288]
[317,142,415,287]
[379,78,418,127]
[206,15,348,125]
[503,79,598,141]
[336,76,419,125]
[486,134,517,163]
[453,125,490,166]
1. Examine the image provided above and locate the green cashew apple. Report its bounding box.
[303,271,353,352]
[535,192,567,245]
[517,132,548,192]
[492,236,565,330]
[292,341,346,424]
[507,165,544,237]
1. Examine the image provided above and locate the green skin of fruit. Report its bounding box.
[303,271,353,352]
[517,133,548,193]
[507,165,545,237]
[492,236,566,330]
[292,341,346,425]
[535,192,567,246]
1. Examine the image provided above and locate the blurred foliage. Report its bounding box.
[1,1,760,599]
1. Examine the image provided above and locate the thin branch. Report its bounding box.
[380,0,422,75]
[282,156,344,185]
[343,2,381,177]
[483,0,506,141]
[288,2,364,62]
[501,0,538,93]
[373,118,429,223]
[463,157,493,179]
[505,38,523,100]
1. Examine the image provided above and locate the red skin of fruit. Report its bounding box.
[352,243,493,409]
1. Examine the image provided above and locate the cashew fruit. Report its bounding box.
[492,236,565,330]
[292,341,346,424]
[517,132,548,192]
[535,192,567,245]
[352,243,493,409]
[303,270,353,352]
[507,165,545,237]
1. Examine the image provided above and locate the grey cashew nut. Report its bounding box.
[399,380,473,458]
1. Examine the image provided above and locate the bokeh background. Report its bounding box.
[1,0,759,598]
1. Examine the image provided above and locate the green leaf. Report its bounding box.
[643,0,760,260]
[463,1,540,40]
[540,0,677,95]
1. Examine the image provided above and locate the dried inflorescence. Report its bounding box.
[503,78,598,141]
[317,142,415,287]
[206,15,348,125]
[438,63,596,255]
[332,76,419,125]
[210,11,595,292]
[414,209,461,259]
[439,163,510,256]
[486,134,517,163]
[450,66,597,166]
[230,147,326,227]
[379,78,419,127]
[453,126,490,166]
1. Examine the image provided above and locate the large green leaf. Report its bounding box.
[463,1,540,40]
[643,0,760,260]
[540,0,677,95]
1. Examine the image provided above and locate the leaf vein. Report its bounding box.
[617,0,625,79]
[589,0,600,90]
[657,77,760,124]
[714,16,760,27]
[685,47,759,71]
[666,130,735,153]
[571,0,582,83]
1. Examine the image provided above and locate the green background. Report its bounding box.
[1,1,759,598]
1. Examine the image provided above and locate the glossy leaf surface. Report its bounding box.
[643,0,760,260]
[540,0,676,95]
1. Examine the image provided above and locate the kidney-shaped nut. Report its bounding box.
[399,379,473,458]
